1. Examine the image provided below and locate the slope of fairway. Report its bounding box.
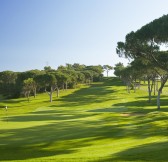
[0,78,168,162]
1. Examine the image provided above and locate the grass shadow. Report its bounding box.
[50,78,119,108]
[93,141,168,162]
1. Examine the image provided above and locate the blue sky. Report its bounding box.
[0,0,168,72]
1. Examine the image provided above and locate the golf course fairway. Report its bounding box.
[0,78,168,162]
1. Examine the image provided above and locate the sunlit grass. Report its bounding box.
[0,77,168,161]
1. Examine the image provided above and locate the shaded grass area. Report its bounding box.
[0,77,168,161]
[94,141,168,162]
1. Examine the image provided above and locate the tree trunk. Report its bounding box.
[144,77,146,84]
[62,83,65,91]
[56,88,59,98]
[27,91,30,102]
[153,80,156,95]
[33,87,36,98]
[149,90,152,103]
[128,85,130,93]
[156,81,158,92]
[157,90,161,110]
[24,92,27,98]
[138,81,141,89]
[88,79,91,85]
[45,86,56,102]
[49,92,52,102]
[126,83,130,93]
[65,81,68,90]
[47,89,53,103]
[150,80,154,92]
[157,76,168,110]
[147,78,151,103]
[134,83,136,93]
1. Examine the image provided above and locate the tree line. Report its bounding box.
[114,61,163,101]
[115,14,168,110]
[0,63,112,102]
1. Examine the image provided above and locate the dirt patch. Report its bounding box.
[121,113,146,117]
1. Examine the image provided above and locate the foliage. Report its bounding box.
[22,78,35,102]
[0,71,18,98]
[0,63,104,101]
[103,65,113,77]
[114,62,125,78]
[116,14,168,109]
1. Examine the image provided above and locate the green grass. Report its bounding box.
[0,77,168,162]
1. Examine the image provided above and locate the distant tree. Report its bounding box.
[22,78,34,102]
[25,70,42,97]
[14,70,44,97]
[57,68,71,90]
[66,63,73,70]
[0,71,18,98]
[120,66,132,93]
[103,65,113,77]
[57,65,67,71]
[85,65,103,81]
[67,70,78,88]
[35,73,57,102]
[114,62,125,78]
[44,74,57,102]
[76,71,85,84]
[34,74,47,92]
[131,59,158,102]
[0,71,17,84]
[0,63,107,101]
[44,66,55,73]
[72,63,86,71]
[82,70,93,85]
[55,71,66,97]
